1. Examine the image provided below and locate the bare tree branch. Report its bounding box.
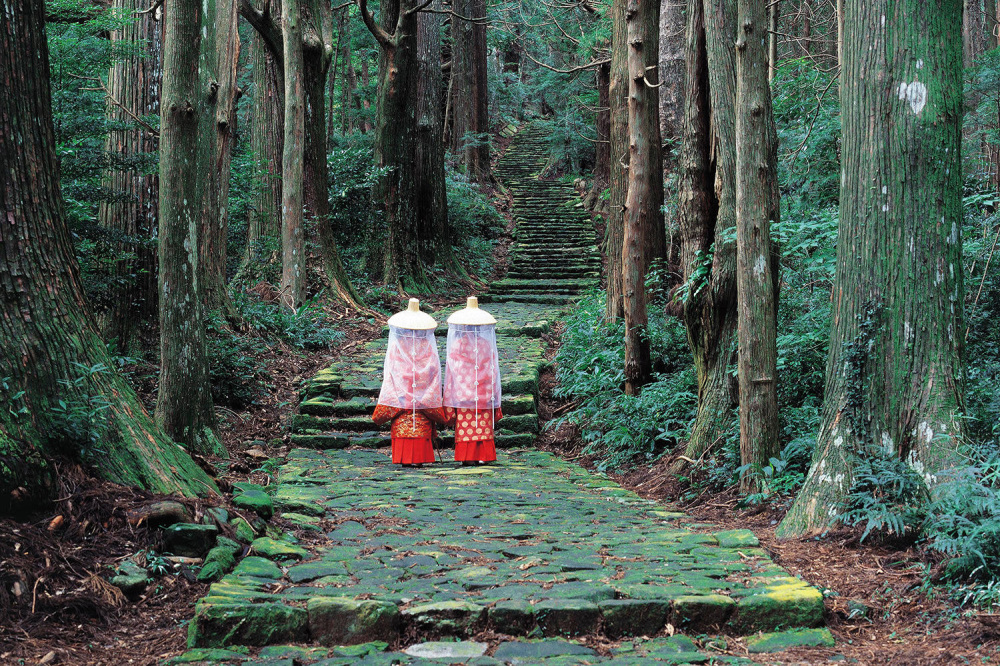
[358,0,395,49]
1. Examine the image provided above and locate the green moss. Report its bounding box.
[187,602,308,648]
[746,627,835,653]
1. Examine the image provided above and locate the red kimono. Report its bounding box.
[372,404,446,464]
[446,406,502,463]
[374,325,444,466]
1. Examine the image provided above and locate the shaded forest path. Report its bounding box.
[172,126,830,664]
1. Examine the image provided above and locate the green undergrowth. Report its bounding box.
[550,290,697,472]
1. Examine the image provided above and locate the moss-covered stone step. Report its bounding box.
[483,293,582,305]
[291,411,539,437]
[289,430,536,450]
[181,448,826,657]
[300,393,536,419]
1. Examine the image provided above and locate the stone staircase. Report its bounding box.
[289,123,600,452]
[488,124,601,305]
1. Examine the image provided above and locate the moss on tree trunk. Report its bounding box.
[778,0,965,538]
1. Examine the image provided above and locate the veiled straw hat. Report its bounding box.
[447,296,497,326]
[387,298,438,330]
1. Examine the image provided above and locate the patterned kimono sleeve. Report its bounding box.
[443,406,458,427]
[372,403,401,425]
[423,406,448,426]
[493,408,503,423]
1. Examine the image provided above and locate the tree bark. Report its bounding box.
[659,0,686,168]
[302,0,364,308]
[156,0,224,456]
[778,0,965,537]
[0,0,218,505]
[361,0,434,291]
[679,0,740,464]
[623,0,664,395]
[449,0,490,181]
[606,0,628,322]
[415,0,454,270]
[97,0,162,354]
[241,0,284,282]
[769,0,779,79]
[593,61,611,190]
[199,0,241,314]
[280,0,307,309]
[341,33,358,132]
[735,0,781,492]
[800,0,812,54]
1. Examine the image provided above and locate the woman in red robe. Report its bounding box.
[372,299,444,466]
[444,297,502,465]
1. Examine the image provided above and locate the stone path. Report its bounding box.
[179,451,827,665]
[489,124,601,306]
[170,127,831,664]
[291,122,600,451]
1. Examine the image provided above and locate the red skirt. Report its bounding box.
[454,438,497,463]
[392,436,435,465]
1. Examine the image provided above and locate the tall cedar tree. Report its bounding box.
[280,0,307,308]
[735,0,781,491]
[606,0,628,321]
[97,1,162,354]
[156,0,224,455]
[200,0,241,314]
[0,0,217,504]
[415,0,455,271]
[360,0,438,291]
[658,0,685,167]
[778,0,965,537]
[450,0,491,182]
[622,0,664,394]
[239,0,363,308]
[239,0,284,281]
[676,0,739,466]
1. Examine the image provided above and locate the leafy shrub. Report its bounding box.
[205,315,269,410]
[231,291,345,350]
[47,363,112,461]
[551,290,698,472]
[446,170,505,277]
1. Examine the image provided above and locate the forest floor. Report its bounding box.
[4,335,998,666]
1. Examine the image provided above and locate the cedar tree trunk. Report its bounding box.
[735,0,780,492]
[778,0,965,537]
[679,0,740,464]
[156,0,224,455]
[622,0,664,395]
[97,0,162,354]
[0,0,217,505]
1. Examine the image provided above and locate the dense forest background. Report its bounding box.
[4,0,1000,619]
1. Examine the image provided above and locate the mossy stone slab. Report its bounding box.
[598,599,670,638]
[746,627,835,653]
[233,489,274,520]
[231,556,282,580]
[403,641,488,660]
[187,602,307,648]
[492,640,596,660]
[163,523,219,558]
[308,597,401,646]
[534,599,600,637]
[402,600,485,635]
[729,583,825,633]
[488,599,536,634]
[251,537,308,561]
[287,560,350,583]
[713,529,760,549]
[672,594,736,630]
[165,647,250,664]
